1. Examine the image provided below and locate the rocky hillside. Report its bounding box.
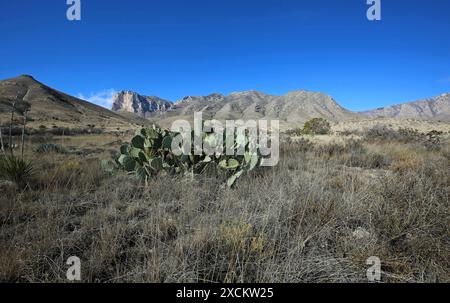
[111,91,172,118]
[362,93,450,121]
[0,75,140,131]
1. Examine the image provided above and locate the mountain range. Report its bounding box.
[361,93,450,120]
[111,90,358,129]
[0,75,449,132]
[111,89,450,129]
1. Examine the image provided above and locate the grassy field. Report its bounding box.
[0,127,449,283]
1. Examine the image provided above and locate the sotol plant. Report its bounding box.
[0,155,34,189]
[102,125,262,187]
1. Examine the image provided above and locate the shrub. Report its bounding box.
[48,127,103,136]
[282,137,314,153]
[285,128,303,137]
[35,143,66,154]
[302,118,331,135]
[364,126,442,150]
[364,125,398,141]
[0,155,33,188]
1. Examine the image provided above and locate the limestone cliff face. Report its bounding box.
[111,91,172,117]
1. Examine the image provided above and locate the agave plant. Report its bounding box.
[101,125,262,187]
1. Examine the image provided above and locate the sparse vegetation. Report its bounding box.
[286,118,332,136]
[1,128,449,283]
[364,125,443,150]
[35,143,66,154]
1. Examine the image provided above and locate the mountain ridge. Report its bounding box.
[111,88,358,129]
[1,75,450,132]
[361,93,450,120]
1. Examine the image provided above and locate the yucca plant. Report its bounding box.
[0,155,34,189]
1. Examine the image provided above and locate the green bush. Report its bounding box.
[302,118,331,135]
[0,155,34,188]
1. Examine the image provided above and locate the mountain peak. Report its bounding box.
[111,91,172,117]
[0,75,137,130]
[19,74,36,80]
[229,90,266,97]
[5,74,41,85]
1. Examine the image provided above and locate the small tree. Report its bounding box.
[302,118,331,135]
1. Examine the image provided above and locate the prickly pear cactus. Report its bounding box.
[101,125,262,187]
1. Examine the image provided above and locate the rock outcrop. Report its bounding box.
[111,91,173,118]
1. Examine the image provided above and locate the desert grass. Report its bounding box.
[0,133,449,282]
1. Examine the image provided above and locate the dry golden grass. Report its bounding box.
[0,129,449,283]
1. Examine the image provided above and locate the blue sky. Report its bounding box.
[0,0,449,111]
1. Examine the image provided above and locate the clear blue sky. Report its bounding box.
[0,0,449,111]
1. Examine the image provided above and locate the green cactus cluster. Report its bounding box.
[101,125,262,187]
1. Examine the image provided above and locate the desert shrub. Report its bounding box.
[364,126,442,151]
[35,143,66,154]
[28,134,54,144]
[363,153,392,168]
[337,129,360,136]
[315,140,364,158]
[285,128,303,137]
[315,143,347,157]
[48,127,103,136]
[341,140,392,168]
[313,140,391,169]
[364,125,400,141]
[423,130,442,151]
[302,118,331,135]
[1,126,28,137]
[281,137,314,156]
[0,155,33,188]
[290,137,314,153]
[348,151,392,169]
